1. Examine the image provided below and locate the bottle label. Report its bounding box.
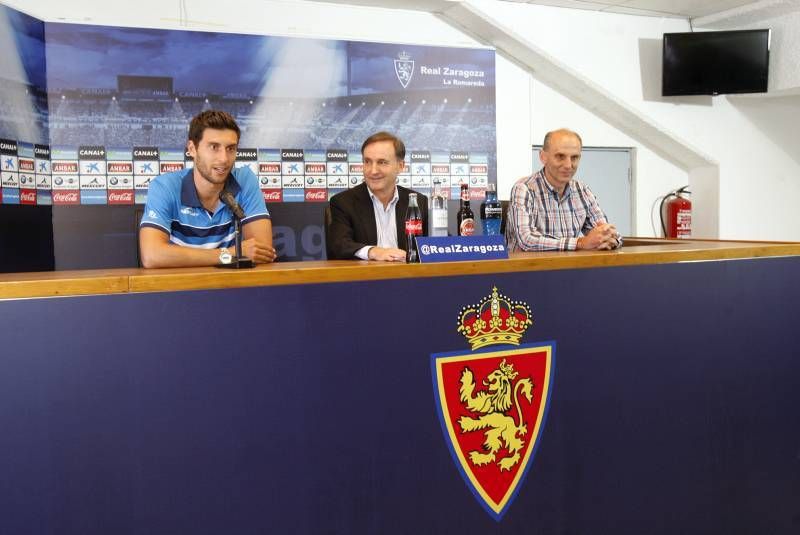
[484,206,502,218]
[405,219,423,235]
[432,209,448,228]
[459,218,475,236]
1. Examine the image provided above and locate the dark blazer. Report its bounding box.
[326,182,429,259]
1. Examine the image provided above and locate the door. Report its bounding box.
[532,146,633,236]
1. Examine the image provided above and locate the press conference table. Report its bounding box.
[2,239,799,534]
[2,237,798,298]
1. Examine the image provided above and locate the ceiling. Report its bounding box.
[501,0,768,20]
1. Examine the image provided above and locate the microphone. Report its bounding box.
[215,188,254,269]
[219,190,245,220]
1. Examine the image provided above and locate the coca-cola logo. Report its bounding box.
[53,191,79,203]
[405,219,423,235]
[108,191,133,203]
[262,190,282,202]
[20,191,36,203]
[305,190,327,201]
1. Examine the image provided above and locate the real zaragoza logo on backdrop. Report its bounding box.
[431,287,555,521]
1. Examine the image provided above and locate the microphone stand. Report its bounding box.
[217,212,255,269]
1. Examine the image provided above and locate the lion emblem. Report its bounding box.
[458,359,534,471]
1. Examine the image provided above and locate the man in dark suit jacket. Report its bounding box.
[327,132,428,261]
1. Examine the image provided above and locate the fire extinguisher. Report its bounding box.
[660,187,691,239]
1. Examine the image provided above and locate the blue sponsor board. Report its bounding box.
[18,142,35,159]
[80,190,107,204]
[2,188,20,204]
[36,190,52,205]
[327,188,345,200]
[282,189,305,203]
[135,189,149,205]
[416,235,508,263]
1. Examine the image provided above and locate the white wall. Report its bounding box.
[475,0,800,240]
[7,0,800,239]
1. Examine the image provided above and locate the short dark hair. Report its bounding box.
[543,128,582,151]
[188,110,241,145]
[361,131,405,160]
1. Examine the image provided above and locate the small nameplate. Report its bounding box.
[416,236,508,263]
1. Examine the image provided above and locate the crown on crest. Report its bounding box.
[398,51,411,61]
[457,287,533,350]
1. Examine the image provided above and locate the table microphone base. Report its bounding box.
[216,257,255,269]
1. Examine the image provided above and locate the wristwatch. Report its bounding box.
[219,247,233,265]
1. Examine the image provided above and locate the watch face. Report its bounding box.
[219,249,233,264]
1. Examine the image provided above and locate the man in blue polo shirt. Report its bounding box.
[139,110,276,268]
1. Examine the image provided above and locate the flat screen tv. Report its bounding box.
[662,29,770,96]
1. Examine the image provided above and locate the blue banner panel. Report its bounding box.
[1,258,799,533]
[417,235,508,262]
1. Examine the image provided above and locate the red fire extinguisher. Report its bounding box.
[661,187,691,239]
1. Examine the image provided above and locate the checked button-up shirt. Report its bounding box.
[505,168,621,252]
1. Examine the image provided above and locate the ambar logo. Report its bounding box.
[259,163,281,174]
[305,163,326,174]
[108,162,133,173]
[53,162,79,173]
[160,162,184,173]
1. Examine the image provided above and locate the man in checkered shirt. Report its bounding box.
[505,128,622,252]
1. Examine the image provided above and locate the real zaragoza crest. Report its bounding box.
[431,287,555,521]
[394,51,414,89]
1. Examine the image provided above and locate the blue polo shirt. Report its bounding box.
[140,166,270,249]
